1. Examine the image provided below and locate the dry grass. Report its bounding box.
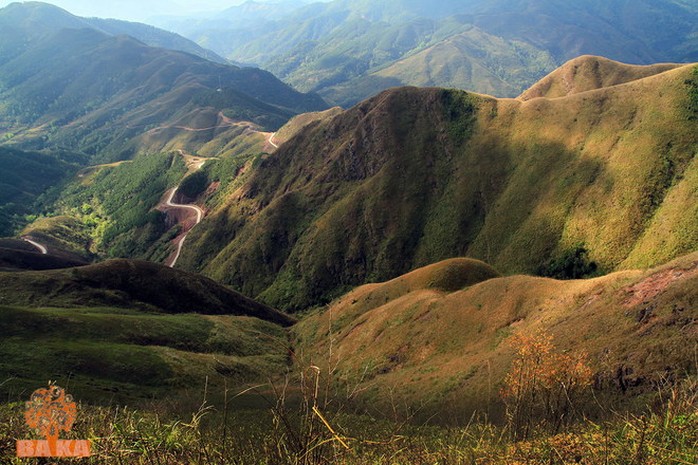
[294,253,698,419]
[0,375,695,464]
[274,107,344,146]
[191,63,698,311]
[519,55,682,100]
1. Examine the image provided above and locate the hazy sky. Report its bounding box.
[0,0,254,22]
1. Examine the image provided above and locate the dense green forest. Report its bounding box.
[40,153,186,258]
[0,147,74,236]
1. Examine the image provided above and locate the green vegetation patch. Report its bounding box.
[0,147,74,236]
[686,65,698,120]
[43,152,186,257]
[441,89,478,145]
[0,305,290,402]
[538,245,598,280]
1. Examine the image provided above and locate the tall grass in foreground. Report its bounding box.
[0,376,695,465]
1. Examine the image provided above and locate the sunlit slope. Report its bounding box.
[179,61,697,312]
[0,2,226,63]
[519,55,682,100]
[295,253,698,416]
[324,26,556,105]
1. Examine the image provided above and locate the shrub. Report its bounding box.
[538,246,598,280]
[501,331,593,440]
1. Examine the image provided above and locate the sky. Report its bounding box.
[0,0,254,22]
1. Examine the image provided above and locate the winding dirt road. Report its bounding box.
[160,186,205,268]
[268,132,279,149]
[157,151,212,268]
[141,112,260,135]
[21,236,48,255]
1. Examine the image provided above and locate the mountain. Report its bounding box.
[171,0,698,106]
[0,2,225,63]
[323,26,557,105]
[174,59,698,311]
[294,252,698,419]
[0,2,327,162]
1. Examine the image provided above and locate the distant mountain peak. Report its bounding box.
[0,1,228,63]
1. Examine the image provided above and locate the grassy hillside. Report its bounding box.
[1,387,695,464]
[177,61,697,311]
[0,258,295,325]
[294,252,698,419]
[0,256,294,401]
[26,152,186,258]
[0,241,87,271]
[0,2,226,63]
[519,55,683,100]
[323,26,556,105]
[273,106,344,145]
[0,305,290,402]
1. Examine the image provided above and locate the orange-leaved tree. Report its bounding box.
[501,330,593,440]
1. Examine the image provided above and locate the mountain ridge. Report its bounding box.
[519,55,683,100]
[0,2,226,62]
[0,6,327,161]
[0,258,296,326]
[176,59,698,311]
[170,0,698,106]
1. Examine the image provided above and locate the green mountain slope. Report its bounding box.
[0,304,290,402]
[0,6,327,162]
[0,2,225,63]
[0,258,295,325]
[176,59,698,311]
[324,26,556,104]
[0,146,75,235]
[174,0,697,106]
[0,257,295,401]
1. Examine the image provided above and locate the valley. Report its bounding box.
[0,1,696,464]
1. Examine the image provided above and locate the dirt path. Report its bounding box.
[160,186,205,267]
[157,152,210,268]
[268,132,279,149]
[21,236,48,255]
[144,112,261,135]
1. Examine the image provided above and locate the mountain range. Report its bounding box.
[160,0,698,106]
[0,2,326,162]
[0,1,696,444]
[0,1,226,63]
[174,57,698,312]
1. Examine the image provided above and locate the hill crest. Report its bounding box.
[0,259,296,326]
[294,252,698,418]
[518,55,683,100]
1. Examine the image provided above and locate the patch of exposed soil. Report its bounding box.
[622,262,698,308]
